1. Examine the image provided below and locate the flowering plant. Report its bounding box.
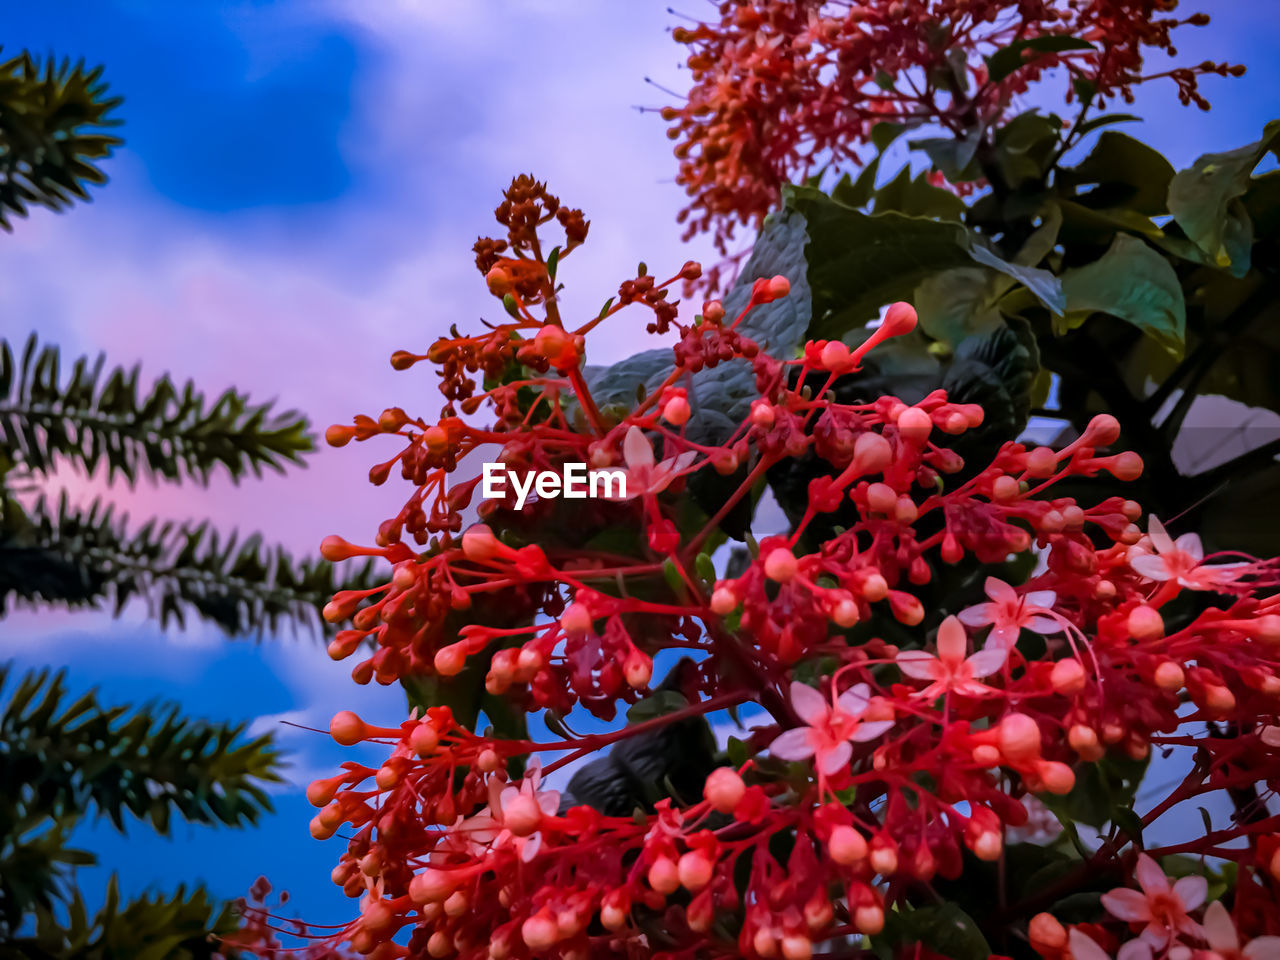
[236,173,1280,960]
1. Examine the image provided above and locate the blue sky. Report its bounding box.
[2,0,1277,931]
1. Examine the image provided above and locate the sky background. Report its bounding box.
[2,0,1278,932]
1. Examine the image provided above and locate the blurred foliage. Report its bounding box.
[0,665,278,940]
[0,51,122,230]
[0,49,368,955]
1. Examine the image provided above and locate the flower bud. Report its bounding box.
[461,524,501,562]
[326,424,357,447]
[521,909,560,951]
[897,406,932,443]
[1081,413,1121,447]
[320,535,360,562]
[854,903,885,935]
[781,933,813,960]
[678,851,714,890]
[1068,724,1101,760]
[1050,658,1087,695]
[869,835,898,876]
[663,395,691,426]
[704,767,746,813]
[1154,660,1185,691]
[710,586,738,615]
[853,432,893,474]
[560,602,593,635]
[330,710,367,746]
[600,889,630,931]
[865,482,896,514]
[623,650,654,689]
[820,340,853,373]
[1025,446,1059,478]
[751,400,775,429]
[1038,760,1076,794]
[764,547,798,582]
[648,856,680,895]
[1128,604,1164,640]
[998,713,1041,762]
[881,302,917,336]
[832,598,860,628]
[410,868,457,905]
[1029,913,1067,952]
[828,825,868,865]
[411,721,439,756]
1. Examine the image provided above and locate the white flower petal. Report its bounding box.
[1130,554,1172,580]
[1243,937,1280,960]
[1102,888,1151,923]
[838,683,871,716]
[1172,874,1207,911]
[1027,615,1063,635]
[771,727,816,761]
[623,425,655,470]
[1025,590,1057,608]
[984,577,1017,604]
[896,651,941,681]
[789,682,828,725]
[817,740,853,776]
[1202,900,1239,953]
[1135,853,1171,895]
[957,604,995,627]
[1069,930,1114,960]
[966,647,1008,678]
[1148,516,1174,553]
[851,719,894,742]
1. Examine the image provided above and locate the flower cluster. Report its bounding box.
[241,178,1280,960]
[660,0,1241,260]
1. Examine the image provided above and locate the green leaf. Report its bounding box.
[788,184,1062,339]
[874,902,991,960]
[831,158,880,209]
[1168,120,1280,276]
[986,35,1095,85]
[913,268,1005,346]
[1077,113,1142,136]
[912,129,982,182]
[1015,203,1063,267]
[872,121,912,152]
[0,334,314,488]
[1064,131,1175,216]
[626,689,688,723]
[0,491,378,637]
[695,551,716,586]
[0,53,122,230]
[1060,233,1186,355]
[872,165,967,220]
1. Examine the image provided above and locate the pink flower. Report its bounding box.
[597,425,698,501]
[1101,854,1206,946]
[496,761,561,862]
[770,681,894,776]
[1202,899,1280,960]
[957,577,1060,650]
[1068,929,1152,960]
[895,615,1007,700]
[1128,517,1246,591]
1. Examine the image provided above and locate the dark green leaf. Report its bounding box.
[986,35,1095,85]
[1060,233,1186,355]
[1168,120,1280,276]
[626,690,688,723]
